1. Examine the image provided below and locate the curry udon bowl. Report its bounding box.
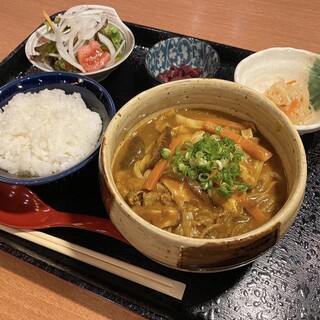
[99,78,307,272]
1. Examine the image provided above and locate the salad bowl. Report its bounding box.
[25,5,135,82]
[234,47,320,135]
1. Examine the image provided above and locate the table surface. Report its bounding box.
[1,0,319,319]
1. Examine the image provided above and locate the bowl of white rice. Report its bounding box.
[0,72,116,185]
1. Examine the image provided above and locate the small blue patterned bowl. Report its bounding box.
[145,37,220,84]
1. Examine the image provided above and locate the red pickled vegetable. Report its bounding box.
[156,63,204,82]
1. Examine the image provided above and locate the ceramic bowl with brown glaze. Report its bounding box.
[99,78,307,272]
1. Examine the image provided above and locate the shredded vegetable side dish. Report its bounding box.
[31,7,126,73]
[264,78,312,124]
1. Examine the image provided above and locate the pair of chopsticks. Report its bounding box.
[0,225,186,300]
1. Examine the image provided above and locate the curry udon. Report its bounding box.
[112,108,287,239]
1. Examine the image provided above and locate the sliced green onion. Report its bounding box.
[199,172,209,182]
[161,148,171,160]
[188,168,198,179]
[171,132,248,195]
[196,151,204,158]
[237,184,249,193]
[217,182,233,197]
[200,181,209,190]
[215,125,222,134]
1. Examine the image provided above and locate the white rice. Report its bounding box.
[0,88,102,177]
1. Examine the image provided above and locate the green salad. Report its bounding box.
[32,8,126,73]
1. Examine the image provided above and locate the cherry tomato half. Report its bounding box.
[78,39,111,72]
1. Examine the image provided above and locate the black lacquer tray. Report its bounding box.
[0,23,319,320]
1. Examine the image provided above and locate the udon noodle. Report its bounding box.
[113,108,287,239]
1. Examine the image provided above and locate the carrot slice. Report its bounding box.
[142,137,181,191]
[284,98,299,116]
[233,193,269,223]
[203,121,273,162]
[286,79,297,85]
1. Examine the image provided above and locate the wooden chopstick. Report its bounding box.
[0,225,186,300]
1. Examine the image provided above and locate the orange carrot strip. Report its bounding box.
[233,193,269,223]
[142,137,181,191]
[284,98,299,116]
[195,116,247,131]
[203,121,273,162]
[286,79,297,85]
[43,10,55,30]
[142,159,168,191]
[220,129,273,162]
